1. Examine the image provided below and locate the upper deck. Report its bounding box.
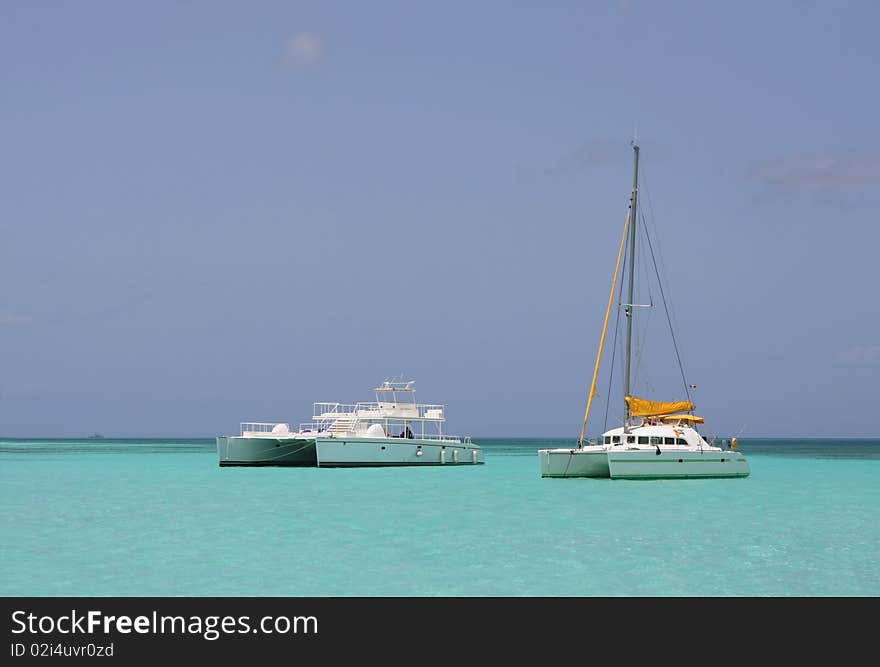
[312,402,445,422]
[236,379,460,441]
[312,380,445,423]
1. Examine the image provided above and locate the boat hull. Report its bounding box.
[216,436,317,467]
[606,449,750,479]
[539,447,610,478]
[315,437,484,467]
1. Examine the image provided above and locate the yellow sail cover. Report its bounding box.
[625,395,695,417]
[659,414,705,424]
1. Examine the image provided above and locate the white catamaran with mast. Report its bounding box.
[539,142,749,479]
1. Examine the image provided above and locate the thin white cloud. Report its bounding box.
[750,153,880,192]
[546,139,626,177]
[835,344,880,366]
[0,314,31,326]
[280,33,325,68]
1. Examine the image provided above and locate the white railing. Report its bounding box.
[375,432,467,443]
[313,402,359,418]
[357,402,445,415]
[240,422,289,436]
[238,419,471,444]
[314,402,445,418]
[237,422,332,437]
[306,399,460,442]
[418,405,445,419]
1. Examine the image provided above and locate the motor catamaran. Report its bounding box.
[217,380,483,467]
[538,143,749,479]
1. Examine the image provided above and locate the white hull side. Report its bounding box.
[606,449,750,479]
[216,436,317,467]
[315,437,484,467]
[538,448,610,478]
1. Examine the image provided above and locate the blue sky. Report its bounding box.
[2,1,878,438]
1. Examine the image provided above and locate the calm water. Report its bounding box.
[1,438,878,596]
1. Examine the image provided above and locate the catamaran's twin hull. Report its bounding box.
[539,448,750,479]
[217,436,484,467]
[607,449,749,479]
[315,437,483,467]
[538,448,610,478]
[217,437,318,466]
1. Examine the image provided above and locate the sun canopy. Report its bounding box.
[625,395,695,418]
[659,414,705,424]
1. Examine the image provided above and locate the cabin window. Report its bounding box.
[650,437,662,445]
[676,438,687,445]
[664,437,675,445]
[612,436,621,444]
[638,436,648,444]
[627,436,635,444]
[604,436,611,445]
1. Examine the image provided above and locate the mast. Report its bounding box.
[623,142,640,430]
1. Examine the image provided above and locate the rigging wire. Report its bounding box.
[601,194,640,433]
[641,167,691,395]
[577,206,631,444]
[602,267,625,434]
[600,200,631,434]
[640,205,692,405]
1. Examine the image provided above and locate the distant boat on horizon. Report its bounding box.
[87,433,105,439]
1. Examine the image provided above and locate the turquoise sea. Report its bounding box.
[1,438,878,597]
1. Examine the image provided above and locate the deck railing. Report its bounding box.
[313,402,359,417]
[340,432,469,444]
[313,402,448,421]
[239,422,328,436]
[239,422,289,436]
[237,421,471,443]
